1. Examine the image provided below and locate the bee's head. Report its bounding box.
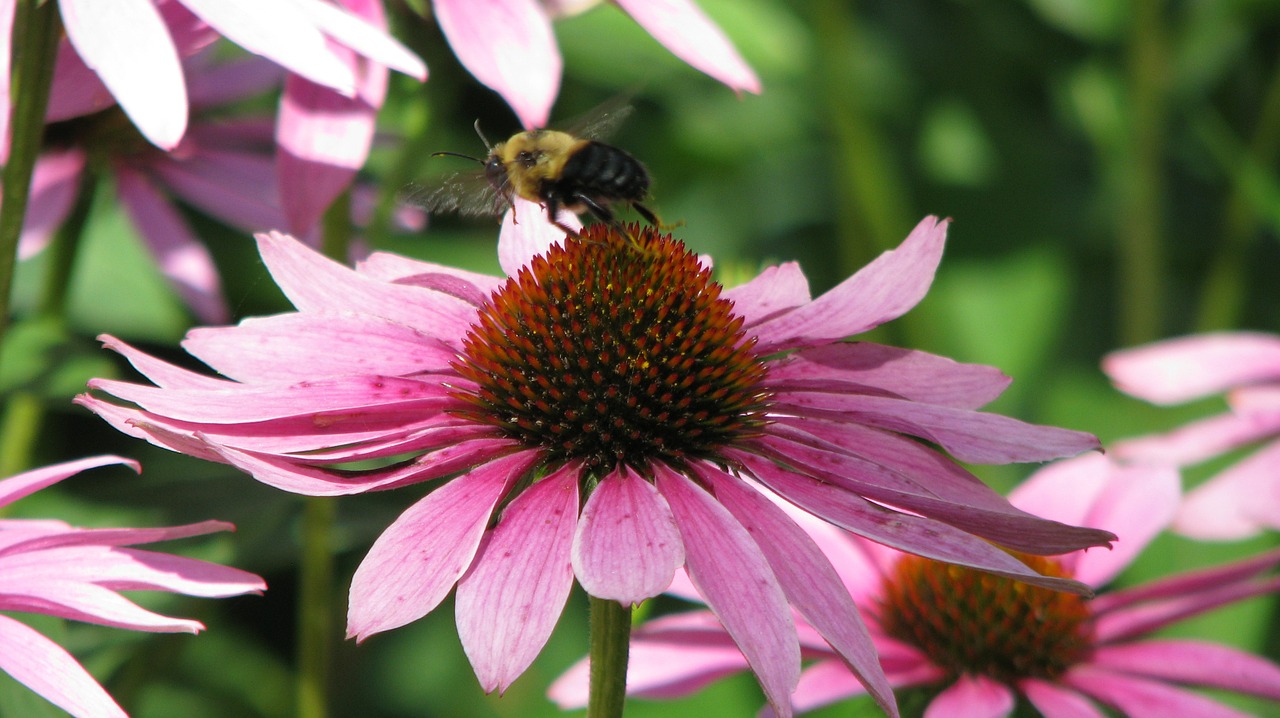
[484,150,509,193]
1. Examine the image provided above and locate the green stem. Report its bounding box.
[587,595,632,718]
[1118,0,1168,345]
[296,496,336,718]
[0,0,61,373]
[295,196,352,718]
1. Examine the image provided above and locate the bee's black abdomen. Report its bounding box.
[554,141,649,202]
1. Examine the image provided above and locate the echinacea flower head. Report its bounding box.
[1104,332,1280,540]
[0,456,265,718]
[79,214,1113,715]
[554,453,1280,717]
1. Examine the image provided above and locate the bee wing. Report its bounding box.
[562,95,635,141]
[400,169,508,218]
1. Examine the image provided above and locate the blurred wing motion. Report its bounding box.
[399,169,504,218]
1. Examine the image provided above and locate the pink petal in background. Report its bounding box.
[614,0,760,94]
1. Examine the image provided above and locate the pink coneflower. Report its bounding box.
[431,0,760,128]
[1104,332,1280,540]
[0,455,265,718]
[79,215,1112,715]
[0,0,425,152]
[552,453,1280,716]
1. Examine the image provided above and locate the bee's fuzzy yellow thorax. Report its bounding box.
[494,130,586,201]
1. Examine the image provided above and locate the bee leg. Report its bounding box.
[543,197,584,239]
[577,196,646,252]
[635,202,683,231]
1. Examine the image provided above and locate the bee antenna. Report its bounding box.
[472,119,495,153]
[430,151,485,164]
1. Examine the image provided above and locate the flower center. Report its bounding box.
[876,554,1092,682]
[454,225,771,475]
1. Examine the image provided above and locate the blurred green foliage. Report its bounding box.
[5,0,1280,716]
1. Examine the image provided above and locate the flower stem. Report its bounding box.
[296,196,352,718]
[1118,0,1168,344]
[587,595,632,718]
[0,0,61,373]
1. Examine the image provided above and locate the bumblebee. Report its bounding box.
[416,105,659,236]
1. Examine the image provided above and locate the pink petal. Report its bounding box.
[256,231,477,338]
[275,13,387,237]
[1103,332,1280,405]
[0,520,234,555]
[434,0,561,128]
[346,453,530,640]
[722,262,811,327]
[614,0,760,93]
[1089,640,1280,700]
[59,0,187,149]
[1110,411,1274,466]
[45,37,115,124]
[571,466,683,605]
[729,448,1096,594]
[1065,665,1254,718]
[1090,548,1280,616]
[789,659,874,714]
[697,465,897,718]
[1093,573,1280,644]
[178,0,356,94]
[0,457,137,509]
[653,463,800,716]
[768,342,1012,410]
[0,0,12,163]
[182,313,456,383]
[0,614,127,718]
[295,0,427,80]
[0,578,204,632]
[0,546,262,598]
[17,148,85,259]
[924,674,1015,718]
[185,55,283,108]
[773,391,1100,464]
[456,463,579,692]
[1175,438,1280,540]
[98,335,233,390]
[1010,454,1178,585]
[755,429,1113,555]
[148,148,288,232]
[357,251,504,294]
[497,198,580,276]
[752,216,948,353]
[1020,679,1106,718]
[114,163,228,323]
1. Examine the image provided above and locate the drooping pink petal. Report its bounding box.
[1103,332,1280,405]
[1110,412,1273,467]
[294,0,427,80]
[924,674,1015,718]
[148,147,288,232]
[1010,454,1178,586]
[434,0,561,128]
[1092,574,1280,644]
[752,216,948,353]
[1065,665,1254,718]
[17,148,86,259]
[786,659,874,714]
[614,0,760,93]
[456,463,578,693]
[653,463,800,716]
[1089,640,1280,700]
[98,335,239,390]
[571,466,683,605]
[59,0,187,148]
[182,312,456,383]
[0,456,137,509]
[697,465,897,718]
[721,261,810,326]
[1020,678,1106,718]
[0,614,128,718]
[772,391,1100,464]
[768,342,1012,410]
[45,36,115,124]
[347,452,533,640]
[256,231,478,338]
[754,429,1114,555]
[497,198,580,276]
[178,0,356,94]
[0,521,234,554]
[1174,439,1280,540]
[185,54,283,108]
[729,449,1096,594]
[0,578,205,632]
[1090,548,1280,616]
[0,546,263,599]
[114,163,228,323]
[276,70,379,235]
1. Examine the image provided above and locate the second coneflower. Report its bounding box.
[79,212,1113,717]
